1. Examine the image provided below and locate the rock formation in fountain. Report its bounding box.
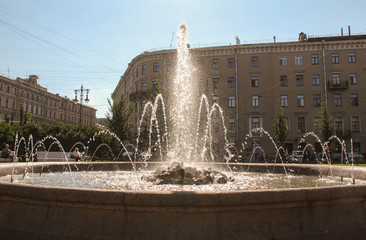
[144,162,234,185]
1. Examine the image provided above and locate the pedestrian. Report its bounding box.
[73,148,81,161]
[1,144,14,161]
[252,139,262,162]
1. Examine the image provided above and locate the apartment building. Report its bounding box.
[0,75,97,126]
[112,33,366,153]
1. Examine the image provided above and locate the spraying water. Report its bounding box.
[168,22,196,161]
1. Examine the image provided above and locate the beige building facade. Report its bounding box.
[0,75,97,126]
[113,34,366,154]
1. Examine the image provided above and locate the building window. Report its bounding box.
[350,73,357,85]
[351,116,360,133]
[250,116,263,136]
[313,117,321,133]
[212,59,219,69]
[251,56,258,67]
[296,74,304,86]
[348,52,356,63]
[331,53,339,64]
[351,93,358,106]
[212,77,220,89]
[5,99,9,108]
[141,100,146,110]
[334,94,342,106]
[13,88,16,95]
[332,73,341,85]
[153,62,159,72]
[6,86,10,93]
[213,96,220,104]
[167,62,173,71]
[251,75,259,87]
[280,75,287,87]
[197,60,204,70]
[228,96,235,108]
[311,54,319,65]
[279,56,287,66]
[0,83,2,91]
[228,77,235,88]
[298,116,306,133]
[252,96,259,107]
[297,95,304,107]
[312,74,320,86]
[295,55,303,65]
[334,116,343,135]
[228,58,235,68]
[281,95,288,107]
[152,81,158,91]
[12,100,15,109]
[142,82,146,93]
[228,118,235,132]
[313,94,321,107]
[142,65,146,75]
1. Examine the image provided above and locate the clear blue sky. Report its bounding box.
[0,0,365,118]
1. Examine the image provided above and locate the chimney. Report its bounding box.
[348,26,351,36]
[341,28,343,36]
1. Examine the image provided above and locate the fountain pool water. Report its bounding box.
[1,163,363,191]
[1,23,366,239]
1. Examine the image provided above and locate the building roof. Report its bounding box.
[306,34,366,42]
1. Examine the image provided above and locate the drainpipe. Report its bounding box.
[235,46,239,141]
[322,40,327,105]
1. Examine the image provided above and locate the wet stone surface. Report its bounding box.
[144,162,235,185]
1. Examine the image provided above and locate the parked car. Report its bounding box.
[287,150,303,162]
[344,152,363,163]
[228,152,252,163]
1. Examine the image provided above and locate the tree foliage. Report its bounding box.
[0,122,119,160]
[272,105,288,145]
[105,94,135,142]
[319,97,334,142]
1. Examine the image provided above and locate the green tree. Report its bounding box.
[19,103,27,126]
[272,105,288,145]
[319,97,334,142]
[105,94,135,142]
[0,122,16,150]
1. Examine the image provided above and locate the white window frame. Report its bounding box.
[295,55,303,65]
[249,116,263,137]
[228,96,235,108]
[280,95,288,107]
[297,95,304,107]
[351,116,361,133]
[280,56,287,66]
[252,96,259,107]
[350,73,357,85]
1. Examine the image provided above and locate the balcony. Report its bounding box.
[335,129,351,138]
[129,91,143,101]
[327,80,348,90]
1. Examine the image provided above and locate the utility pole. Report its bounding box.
[73,85,90,125]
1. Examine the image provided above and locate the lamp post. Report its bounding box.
[73,85,90,125]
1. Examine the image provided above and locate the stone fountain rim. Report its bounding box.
[0,161,365,208]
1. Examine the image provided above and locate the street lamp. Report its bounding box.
[73,85,90,125]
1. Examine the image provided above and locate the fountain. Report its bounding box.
[1,23,366,239]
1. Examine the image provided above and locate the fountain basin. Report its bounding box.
[0,162,366,240]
